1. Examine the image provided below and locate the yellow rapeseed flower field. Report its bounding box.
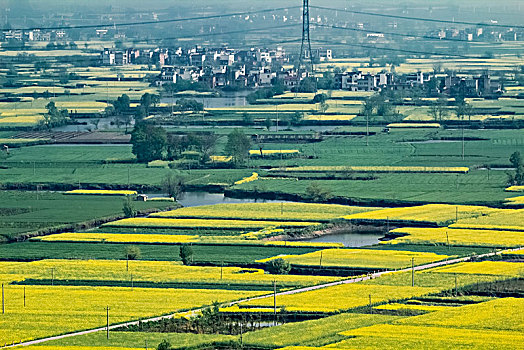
[103,218,319,230]
[32,232,341,247]
[396,297,524,332]
[0,285,262,345]
[505,186,524,192]
[150,202,376,222]
[0,115,43,125]
[0,260,340,287]
[272,166,469,174]
[210,155,232,162]
[451,208,524,231]
[429,261,524,277]
[34,233,199,244]
[344,204,496,226]
[387,123,441,128]
[257,249,450,269]
[332,324,524,349]
[249,150,300,155]
[242,283,438,313]
[64,190,137,196]
[505,195,524,204]
[374,303,453,312]
[234,172,259,185]
[304,114,357,121]
[386,227,524,247]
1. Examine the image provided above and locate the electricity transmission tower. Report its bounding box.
[299,0,314,75]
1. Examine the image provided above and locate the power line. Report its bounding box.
[311,5,524,30]
[314,23,480,43]
[0,25,302,64]
[4,6,301,32]
[126,24,301,45]
[311,39,478,59]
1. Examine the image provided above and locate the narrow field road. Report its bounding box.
[3,246,522,349]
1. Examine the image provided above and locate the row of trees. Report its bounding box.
[130,124,252,167]
[41,101,69,129]
[509,151,524,186]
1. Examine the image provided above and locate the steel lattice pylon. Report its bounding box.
[299,0,314,73]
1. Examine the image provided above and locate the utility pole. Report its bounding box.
[319,251,323,269]
[23,287,26,307]
[454,274,458,296]
[411,258,415,287]
[276,105,279,132]
[461,117,465,160]
[366,112,369,147]
[240,322,243,346]
[446,231,450,249]
[369,294,372,314]
[273,280,277,326]
[105,306,110,339]
[2,283,4,314]
[171,90,174,118]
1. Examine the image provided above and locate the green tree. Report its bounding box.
[312,93,327,104]
[124,245,141,260]
[266,258,291,275]
[113,94,130,115]
[157,339,172,350]
[43,101,68,129]
[179,244,193,265]
[122,197,135,218]
[161,173,184,200]
[291,111,303,126]
[242,113,254,125]
[509,151,524,185]
[306,182,332,202]
[264,117,272,131]
[140,93,153,116]
[296,77,317,93]
[225,129,251,166]
[510,151,523,169]
[130,123,168,162]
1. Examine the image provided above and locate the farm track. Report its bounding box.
[2,246,523,349]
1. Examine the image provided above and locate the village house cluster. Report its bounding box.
[100,45,502,97]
